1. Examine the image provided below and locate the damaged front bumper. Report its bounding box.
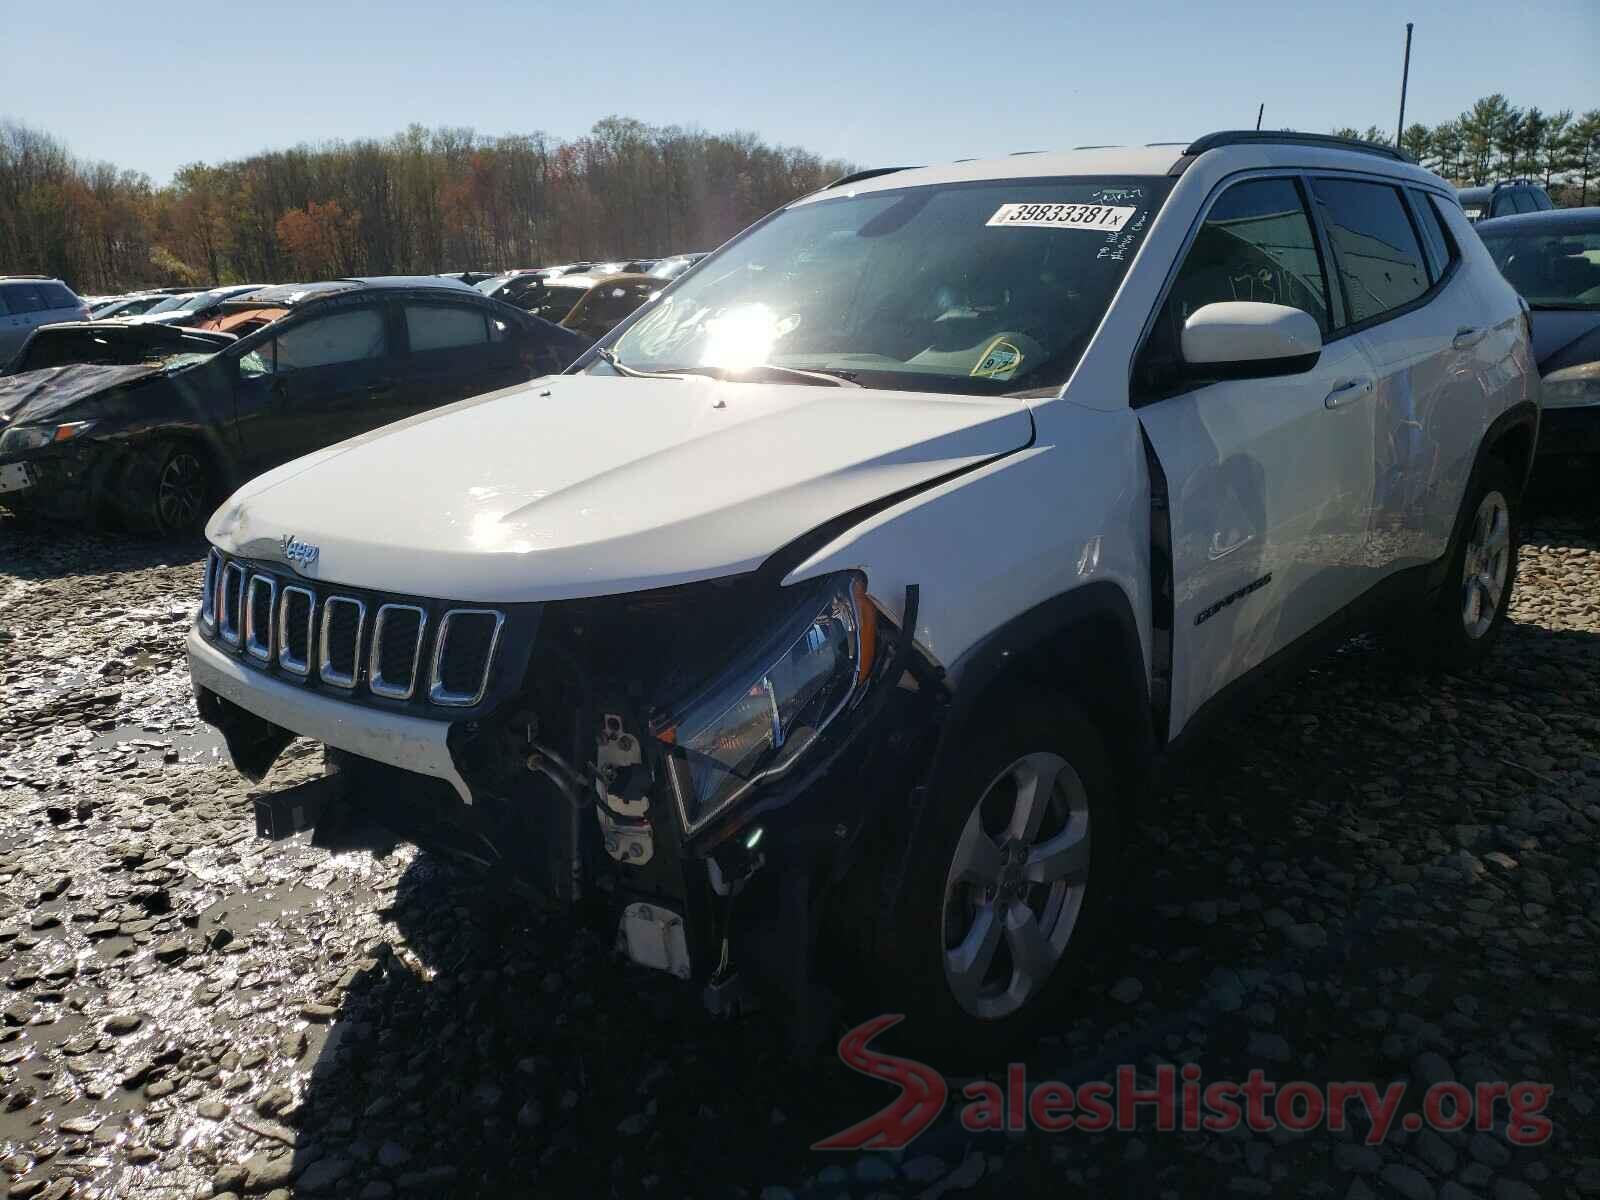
[188,577,945,1022]
[0,448,102,520]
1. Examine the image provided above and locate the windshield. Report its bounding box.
[1480,222,1600,309]
[596,176,1171,394]
[11,330,221,373]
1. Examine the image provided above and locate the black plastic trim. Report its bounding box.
[1184,130,1413,164]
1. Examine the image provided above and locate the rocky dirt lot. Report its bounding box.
[0,492,1598,1200]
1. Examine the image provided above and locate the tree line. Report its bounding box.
[1335,96,1600,198]
[0,117,851,293]
[3,95,1597,295]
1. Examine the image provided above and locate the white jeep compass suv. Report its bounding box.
[187,131,1539,1047]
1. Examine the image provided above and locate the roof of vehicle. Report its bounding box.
[1458,179,1549,201]
[1476,206,1600,233]
[794,132,1437,204]
[236,277,479,306]
[0,275,59,283]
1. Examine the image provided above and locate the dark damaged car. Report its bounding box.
[1478,206,1600,469]
[0,279,593,534]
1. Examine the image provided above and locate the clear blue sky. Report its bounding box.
[7,0,1597,184]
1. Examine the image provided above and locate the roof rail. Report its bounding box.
[1182,130,1414,164]
[1490,178,1538,191]
[1072,144,1125,150]
[826,166,915,190]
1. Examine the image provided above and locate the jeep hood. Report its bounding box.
[209,374,1034,603]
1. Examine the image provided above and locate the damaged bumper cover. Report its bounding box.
[188,626,472,800]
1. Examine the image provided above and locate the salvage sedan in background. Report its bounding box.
[0,278,590,534]
[1478,206,1600,471]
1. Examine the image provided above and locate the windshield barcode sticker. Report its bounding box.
[987,203,1137,230]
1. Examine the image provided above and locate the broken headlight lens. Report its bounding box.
[665,573,878,835]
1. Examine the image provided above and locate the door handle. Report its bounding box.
[1452,326,1485,349]
[1324,378,1374,409]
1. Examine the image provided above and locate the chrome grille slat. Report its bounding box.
[369,604,427,700]
[244,574,277,661]
[200,549,220,627]
[217,562,245,646]
[318,596,366,689]
[278,586,314,675]
[200,551,504,708]
[429,609,504,707]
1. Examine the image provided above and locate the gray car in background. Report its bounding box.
[0,277,91,363]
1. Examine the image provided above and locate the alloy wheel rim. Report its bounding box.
[1461,490,1510,640]
[940,751,1090,1020]
[158,453,204,531]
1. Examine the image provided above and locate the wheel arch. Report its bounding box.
[937,580,1157,810]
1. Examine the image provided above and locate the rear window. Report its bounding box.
[1311,178,1431,324]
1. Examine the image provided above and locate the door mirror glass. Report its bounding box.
[1181,301,1322,377]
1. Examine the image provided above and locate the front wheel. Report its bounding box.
[857,696,1121,1057]
[117,440,214,537]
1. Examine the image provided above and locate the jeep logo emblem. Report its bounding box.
[281,535,320,570]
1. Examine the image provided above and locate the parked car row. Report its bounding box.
[172,131,1550,1046]
[0,276,589,533]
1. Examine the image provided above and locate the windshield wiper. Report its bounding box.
[593,346,687,380]
[1528,301,1597,311]
[660,363,862,388]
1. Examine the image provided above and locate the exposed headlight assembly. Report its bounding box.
[664,572,879,836]
[1542,362,1600,410]
[0,420,95,454]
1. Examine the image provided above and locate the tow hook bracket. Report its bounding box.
[251,774,347,841]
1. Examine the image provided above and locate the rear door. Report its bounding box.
[1135,174,1379,738]
[1309,177,1475,573]
[230,302,396,471]
[395,298,523,415]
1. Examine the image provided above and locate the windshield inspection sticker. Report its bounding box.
[987,202,1137,231]
[971,338,1024,380]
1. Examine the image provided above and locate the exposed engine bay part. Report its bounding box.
[617,903,692,979]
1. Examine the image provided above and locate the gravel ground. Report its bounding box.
[1,488,1597,1200]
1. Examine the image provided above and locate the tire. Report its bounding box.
[117,439,214,537]
[1406,457,1520,673]
[853,693,1122,1059]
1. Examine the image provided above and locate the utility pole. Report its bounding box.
[1395,22,1414,149]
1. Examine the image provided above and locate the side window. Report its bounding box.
[1409,190,1459,282]
[1311,178,1430,324]
[404,304,488,353]
[271,308,386,372]
[2,284,45,315]
[1490,195,1516,218]
[1534,190,1555,212]
[1161,177,1332,337]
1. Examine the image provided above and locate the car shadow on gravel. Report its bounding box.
[274,612,1596,1197]
[282,841,903,1198]
[0,516,205,582]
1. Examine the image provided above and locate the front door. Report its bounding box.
[1135,175,1378,739]
[231,303,396,473]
